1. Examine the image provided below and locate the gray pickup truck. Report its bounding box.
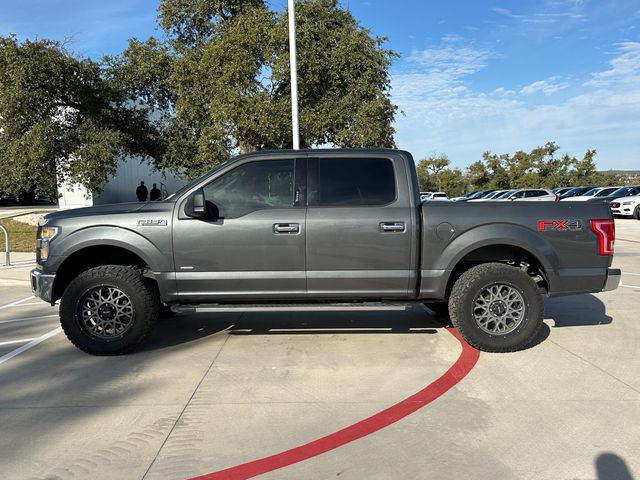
[31,149,620,355]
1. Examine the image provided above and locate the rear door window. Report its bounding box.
[316,157,396,206]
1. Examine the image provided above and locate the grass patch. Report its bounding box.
[0,218,37,252]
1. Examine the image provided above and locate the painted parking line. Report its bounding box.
[0,296,34,311]
[618,238,640,244]
[0,338,36,346]
[620,281,640,289]
[0,327,62,366]
[189,328,480,480]
[9,301,56,307]
[0,314,59,325]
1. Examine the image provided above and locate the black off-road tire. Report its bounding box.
[634,205,640,220]
[424,301,450,318]
[448,263,544,352]
[59,265,159,355]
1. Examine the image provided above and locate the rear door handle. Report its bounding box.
[274,223,300,234]
[380,222,406,232]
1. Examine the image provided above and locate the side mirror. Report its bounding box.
[184,188,206,218]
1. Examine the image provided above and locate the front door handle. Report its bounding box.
[274,223,300,234]
[380,222,406,232]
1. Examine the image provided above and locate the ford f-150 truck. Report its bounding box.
[31,149,620,355]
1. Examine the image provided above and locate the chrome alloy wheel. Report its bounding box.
[77,286,135,339]
[473,283,526,335]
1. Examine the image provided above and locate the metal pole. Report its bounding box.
[288,0,300,150]
[0,224,10,266]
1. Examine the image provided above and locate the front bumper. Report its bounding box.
[31,269,56,303]
[610,205,634,216]
[602,268,621,292]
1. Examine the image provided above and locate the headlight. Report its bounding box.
[39,226,60,261]
[41,226,59,241]
[622,201,634,205]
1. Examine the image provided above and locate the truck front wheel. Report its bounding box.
[448,263,543,352]
[59,265,159,355]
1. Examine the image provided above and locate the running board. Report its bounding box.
[171,302,417,314]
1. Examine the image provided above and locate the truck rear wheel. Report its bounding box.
[59,265,159,355]
[448,263,543,352]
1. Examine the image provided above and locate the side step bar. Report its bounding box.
[171,302,418,314]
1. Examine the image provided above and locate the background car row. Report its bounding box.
[423,186,640,219]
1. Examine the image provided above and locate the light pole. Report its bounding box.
[288,0,300,150]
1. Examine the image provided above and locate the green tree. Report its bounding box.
[112,0,398,179]
[0,36,161,200]
[416,154,450,191]
[464,143,622,193]
[465,160,490,190]
[438,167,466,197]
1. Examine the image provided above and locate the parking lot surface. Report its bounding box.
[0,219,638,480]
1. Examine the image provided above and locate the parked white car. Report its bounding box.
[498,189,558,202]
[561,186,620,201]
[422,191,448,201]
[610,194,640,219]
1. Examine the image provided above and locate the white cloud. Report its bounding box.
[586,42,640,86]
[391,42,640,170]
[395,44,490,100]
[520,77,570,96]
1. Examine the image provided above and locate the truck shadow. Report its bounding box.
[141,294,611,351]
[544,294,613,327]
[139,308,439,351]
[527,293,612,349]
[227,308,439,336]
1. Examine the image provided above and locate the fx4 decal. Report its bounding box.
[537,219,583,232]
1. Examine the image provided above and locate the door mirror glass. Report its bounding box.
[185,188,207,218]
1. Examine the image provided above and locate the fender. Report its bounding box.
[420,223,558,299]
[47,225,173,273]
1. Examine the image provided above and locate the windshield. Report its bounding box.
[495,190,514,199]
[582,188,600,197]
[477,191,494,199]
[608,187,631,197]
[560,188,579,198]
[594,187,619,197]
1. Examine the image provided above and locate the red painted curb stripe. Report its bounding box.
[618,238,640,244]
[189,327,480,480]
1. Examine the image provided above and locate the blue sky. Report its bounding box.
[2,0,640,169]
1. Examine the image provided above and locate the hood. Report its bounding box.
[40,202,169,225]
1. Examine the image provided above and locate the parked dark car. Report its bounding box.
[552,187,573,196]
[559,186,596,199]
[587,185,640,203]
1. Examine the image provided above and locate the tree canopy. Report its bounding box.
[0,36,162,200]
[416,143,622,197]
[110,0,398,178]
[0,0,398,197]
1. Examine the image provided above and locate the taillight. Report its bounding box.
[590,219,615,255]
[555,194,560,202]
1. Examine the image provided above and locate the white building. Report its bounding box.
[58,156,187,209]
